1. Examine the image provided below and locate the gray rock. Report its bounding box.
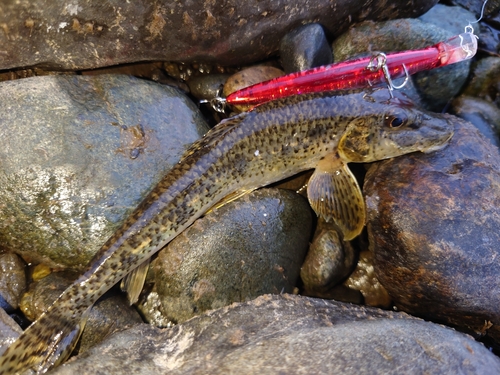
[0,253,26,312]
[49,294,500,375]
[463,57,500,107]
[332,18,471,111]
[153,188,312,323]
[280,23,332,73]
[0,309,22,357]
[364,116,500,345]
[450,95,500,147]
[0,0,439,70]
[419,4,477,36]
[0,74,209,269]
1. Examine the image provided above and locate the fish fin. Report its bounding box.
[307,154,365,241]
[120,258,150,305]
[0,301,90,375]
[205,188,256,214]
[180,113,248,160]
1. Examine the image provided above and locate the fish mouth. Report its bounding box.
[421,131,454,154]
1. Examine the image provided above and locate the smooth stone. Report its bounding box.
[0,309,22,357]
[300,219,356,293]
[153,188,312,323]
[187,73,231,102]
[450,95,500,147]
[18,271,143,356]
[279,23,332,73]
[419,4,477,35]
[332,18,471,111]
[0,74,209,269]
[223,65,285,112]
[49,294,500,375]
[0,253,26,312]
[0,1,439,70]
[448,0,500,18]
[463,56,500,107]
[364,116,500,344]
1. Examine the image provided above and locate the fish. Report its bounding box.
[0,88,453,374]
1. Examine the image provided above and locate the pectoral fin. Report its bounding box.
[307,154,365,241]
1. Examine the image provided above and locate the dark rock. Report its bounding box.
[419,4,477,35]
[153,188,312,323]
[448,0,500,19]
[364,116,500,343]
[332,18,471,111]
[450,95,500,147]
[0,253,26,312]
[187,73,231,102]
[279,23,332,74]
[300,219,356,293]
[0,309,22,357]
[0,74,209,269]
[0,0,439,70]
[49,294,500,375]
[463,57,500,107]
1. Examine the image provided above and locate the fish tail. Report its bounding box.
[0,302,90,375]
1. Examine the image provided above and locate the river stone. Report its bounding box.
[463,56,500,107]
[49,294,500,375]
[0,74,209,269]
[279,23,332,74]
[0,253,26,312]
[0,0,438,71]
[450,95,500,148]
[153,188,312,324]
[332,17,471,111]
[364,116,500,344]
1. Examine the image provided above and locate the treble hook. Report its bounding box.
[199,86,227,113]
[367,52,409,97]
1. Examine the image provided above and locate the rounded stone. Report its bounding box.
[153,188,312,323]
[0,253,26,312]
[364,116,500,344]
[0,74,209,269]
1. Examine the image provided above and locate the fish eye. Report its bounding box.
[384,110,408,128]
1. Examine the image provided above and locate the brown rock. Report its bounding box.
[364,116,500,343]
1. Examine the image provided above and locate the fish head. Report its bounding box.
[338,91,454,163]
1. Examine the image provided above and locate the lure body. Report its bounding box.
[0,89,454,374]
[225,32,477,108]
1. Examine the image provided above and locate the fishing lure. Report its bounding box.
[205,31,477,112]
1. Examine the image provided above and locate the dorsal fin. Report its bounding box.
[180,112,248,160]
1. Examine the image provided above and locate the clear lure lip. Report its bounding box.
[207,32,477,112]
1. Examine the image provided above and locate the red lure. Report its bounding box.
[223,32,477,109]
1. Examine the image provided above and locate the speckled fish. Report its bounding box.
[0,88,453,374]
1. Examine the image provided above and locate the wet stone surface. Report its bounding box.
[365,116,500,344]
[49,294,500,375]
[0,74,209,269]
[0,0,438,70]
[0,253,26,312]
[153,188,312,324]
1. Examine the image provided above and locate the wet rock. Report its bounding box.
[153,188,312,324]
[223,65,285,112]
[0,253,26,312]
[463,57,500,106]
[343,249,392,309]
[19,271,143,355]
[450,95,500,147]
[0,1,439,70]
[449,0,500,19]
[0,309,22,357]
[419,4,477,35]
[0,74,209,269]
[332,18,471,111]
[364,116,500,343]
[300,219,356,294]
[50,294,500,375]
[279,23,332,74]
[187,73,231,102]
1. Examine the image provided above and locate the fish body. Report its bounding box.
[0,89,453,374]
